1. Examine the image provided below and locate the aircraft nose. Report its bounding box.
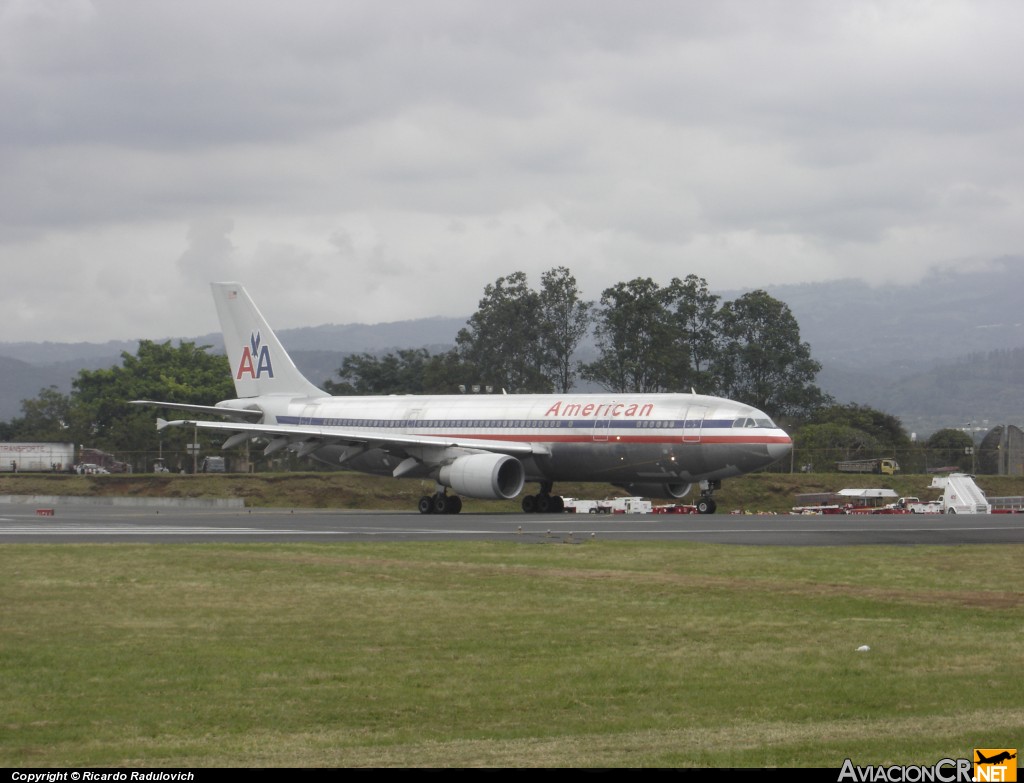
[767,438,793,461]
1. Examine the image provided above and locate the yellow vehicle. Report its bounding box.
[836,458,900,475]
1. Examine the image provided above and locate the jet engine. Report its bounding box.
[438,454,526,500]
[615,482,693,500]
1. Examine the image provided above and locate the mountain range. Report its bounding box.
[2,258,1021,436]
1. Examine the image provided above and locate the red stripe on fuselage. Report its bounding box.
[408,432,792,445]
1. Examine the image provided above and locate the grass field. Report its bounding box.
[2,541,1022,767]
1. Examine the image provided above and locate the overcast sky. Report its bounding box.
[1,0,1022,343]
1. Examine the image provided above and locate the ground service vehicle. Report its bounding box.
[929,474,991,514]
[0,442,75,472]
[893,496,944,514]
[836,458,900,475]
[200,456,226,473]
[562,497,653,514]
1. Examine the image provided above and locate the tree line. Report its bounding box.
[0,267,989,473]
[327,267,829,421]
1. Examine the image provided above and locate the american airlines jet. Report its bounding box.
[136,283,793,514]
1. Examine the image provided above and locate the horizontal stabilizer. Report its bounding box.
[131,400,263,421]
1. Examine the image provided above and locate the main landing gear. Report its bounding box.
[418,489,463,515]
[695,479,721,514]
[416,481,720,515]
[520,482,565,514]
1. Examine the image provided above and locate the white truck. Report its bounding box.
[893,497,944,514]
[562,496,653,514]
[1,442,75,473]
[601,496,653,514]
[562,497,603,514]
[928,474,991,514]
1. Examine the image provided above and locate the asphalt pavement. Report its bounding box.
[2,502,1023,545]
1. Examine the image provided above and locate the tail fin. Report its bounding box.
[211,282,324,399]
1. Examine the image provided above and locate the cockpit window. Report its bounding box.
[732,416,778,429]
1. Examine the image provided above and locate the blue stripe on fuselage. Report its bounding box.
[277,415,737,430]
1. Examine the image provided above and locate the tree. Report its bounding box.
[326,349,433,395]
[796,422,882,454]
[793,422,882,472]
[580,277,680,393]
[805,404,909,449]
[456,271,549,393]
[422,349,480,394]
[925,428,973,472]
[711,290,829,421]
[665,274,721,393]
[71,341,234,456]
[537,266,592,393]
[2,386,90,445]
[0,341,234,469]
[324,348,475,395]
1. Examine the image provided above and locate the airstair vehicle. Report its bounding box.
[929,473,992,514]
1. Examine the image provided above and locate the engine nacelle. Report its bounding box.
[614,482,693,500]
[439,454,526,500]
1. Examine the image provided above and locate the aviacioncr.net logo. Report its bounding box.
[838,758,973,782]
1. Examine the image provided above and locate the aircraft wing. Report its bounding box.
[156,417,544,459]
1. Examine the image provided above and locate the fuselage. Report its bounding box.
[221,391,792,485]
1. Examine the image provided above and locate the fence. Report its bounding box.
[768,446,1021,476]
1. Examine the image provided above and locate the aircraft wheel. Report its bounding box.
[433,494,449,514]
[551,495,565,513]
[697,498,717,514]
[535,494,552,513]
[447,495,463,514]
[418,496,435,514]
[521,495,537,513]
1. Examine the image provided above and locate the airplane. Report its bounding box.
[976,751,1016,765]
[134,282,793,514]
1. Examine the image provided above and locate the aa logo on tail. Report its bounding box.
[236,331,274,379]
[974,749,1017,782]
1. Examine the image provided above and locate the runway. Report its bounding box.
[2,503,1024,544]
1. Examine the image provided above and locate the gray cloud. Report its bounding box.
[1,0,1022,341]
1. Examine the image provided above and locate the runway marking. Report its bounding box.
[3,517,1022,542]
